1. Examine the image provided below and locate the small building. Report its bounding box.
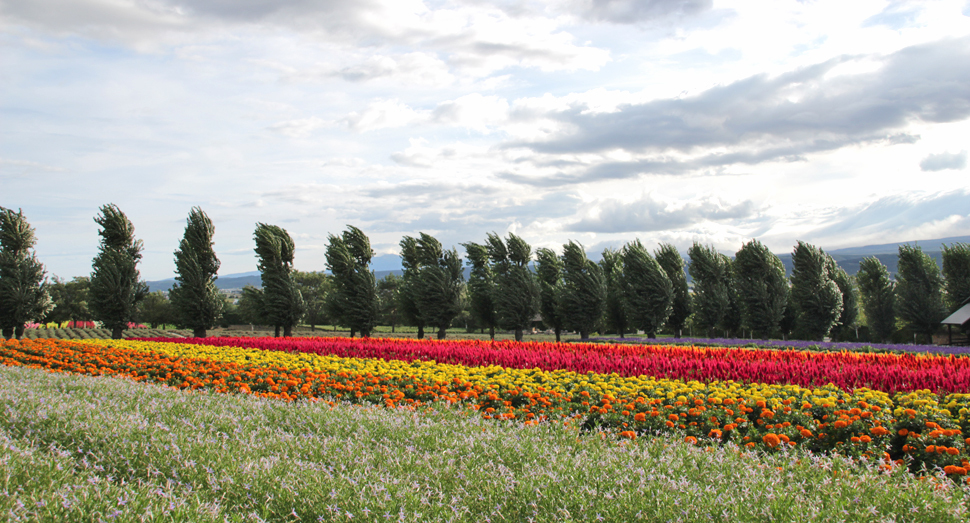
[942,297,970,346]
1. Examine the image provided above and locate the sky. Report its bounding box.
[2,0,970,280]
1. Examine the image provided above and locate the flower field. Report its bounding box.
[5,336,970,480]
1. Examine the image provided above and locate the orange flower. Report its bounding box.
[619,430,637,440]
[684,436,698,445]
[926,445,936,453]
[634,412,647,422]
[762,433,781,448]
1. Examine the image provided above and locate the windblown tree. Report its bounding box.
[655,243,691,337]
[829,266,859,341]
[486,232,540,342]
[535,247,565,342]
[398,236,427,338]
[687,243,733,337]
[254,223,305,337]
[621,239,672,338]
[169,207,222,338]
[410,233,464,340]
[942,242,970,312]
[89,204,149,340]
[462,241,498,340]
[856,257,897,342]
[790,241,843,341]
[557,241,605,340]
[733,239,788,339]
[376,274,401,331]
[43,276,91,326]
[293,270,330,331]
[896,244,947,343]
[326,225,379,338]
[600,248,628,338]
[0,207,53,339]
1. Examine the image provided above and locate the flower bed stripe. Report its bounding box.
[6,337,970,478]
[139,336,970,395]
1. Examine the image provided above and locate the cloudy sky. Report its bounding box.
[2,0,969,280]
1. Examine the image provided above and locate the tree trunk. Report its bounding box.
[1,327,11,340]
[391,324,395,333]
[283,324,292,337]
[515,327,523,341]
[274,325,280,338]
[489,326,495,340]
[417,325,424,339]
[193,327,206,338]
[437,326,447,340]
[350,329,356,338]
[554,327,561,343]
[14,325,25,340]
[619,327,625,338]
[361,329,370,338]
[580,329,589,340]
[112,327,123,340]
[648,332,657,339]
[310,323,315,331]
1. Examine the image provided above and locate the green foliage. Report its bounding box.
[621,239,672,337]
[43,276,91,325]
[599,248,628,338]
[326,225,379,337]
[0,207,53,339]
[236,285,269,325]
[687,243,733,337]
[942,242,970,312]
[856,257,897,343]
[896,244,947,340]
[407,233,464,339]
[733,239,788,339]
[486,232,540,341]
[254,223,305,337]
[461,241,498,339]
[398,236,425,335]
[138,291,177,329]
[376,273,401,329]
[655,243,691,336]
[293,270,331,329]
[89,204,149,339]
[557,241,605,340]
[790,241,843,341]
[829,266,859,341]
[169,207,222,337]
[535,247,564,340]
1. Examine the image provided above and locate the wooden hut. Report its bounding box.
[942,297,970,346]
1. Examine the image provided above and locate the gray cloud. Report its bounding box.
[502,37,970,183]
[569,194,757,233]
[920,150,967,171]
[573,0,713,24]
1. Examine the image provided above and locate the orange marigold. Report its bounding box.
[762,433,781,448]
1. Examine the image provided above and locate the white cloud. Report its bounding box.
[343,99,428,132]
[920,150,968,171]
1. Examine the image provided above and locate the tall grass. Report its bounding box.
[1,366,968,522]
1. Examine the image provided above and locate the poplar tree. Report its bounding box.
[486,232,539,342]
[856,257,896,342]
[600,248,628,338]
[326,225,379,337]
[557,241,605,340]
[462,241,498,340]
[254,223,305,337]
[622,239,672,338]
[896,244,946,343]
[687,243,733,337]
[942,242,970,312]
[399,236,427,338]
[0,207,53,339]
[169,207,222,338]
[535,247,565,342]
[790,241,842,341]
[655,243,692,337]
[89,204,149,340]
[410,233,464,340]
[734,239,788,339]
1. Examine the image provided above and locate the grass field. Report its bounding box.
[2,364,969,522]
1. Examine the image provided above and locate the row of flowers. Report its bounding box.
[25,321,142,329]
[140,336,970,395]
[6,337,970,479]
